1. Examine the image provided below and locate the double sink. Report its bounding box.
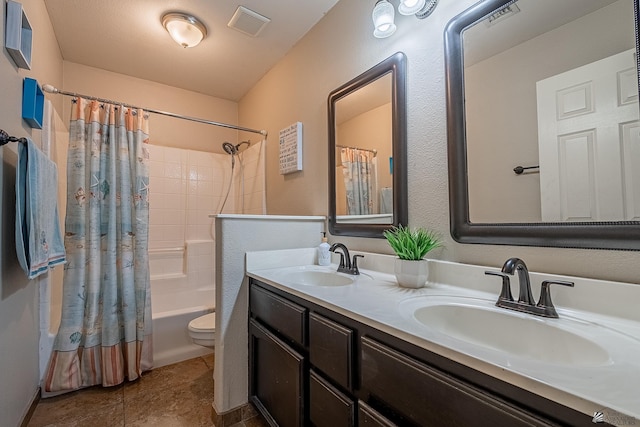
[248,254,640,420]
[267,265,629,367]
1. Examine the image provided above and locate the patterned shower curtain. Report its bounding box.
[340,147,378,215]
[44,98,152,393]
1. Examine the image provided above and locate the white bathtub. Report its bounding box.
[151,276,215,368]
[40,242,216,379]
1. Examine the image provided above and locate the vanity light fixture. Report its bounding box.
[373,0,439,38]
[372,0,397,38]
[162,12,207,48]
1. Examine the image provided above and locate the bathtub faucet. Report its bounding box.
[329,243,363,275]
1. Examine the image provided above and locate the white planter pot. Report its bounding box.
[394,258,429,288]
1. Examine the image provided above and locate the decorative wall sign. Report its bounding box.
[5,1,33,69]
[279,122,303,175]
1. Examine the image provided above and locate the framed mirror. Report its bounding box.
[328,52,408,238]
[445,0,640,250]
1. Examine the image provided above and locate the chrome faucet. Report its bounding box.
[485,257,574,318]
[329,243,363,275]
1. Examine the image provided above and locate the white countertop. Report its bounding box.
[246,248,640,423]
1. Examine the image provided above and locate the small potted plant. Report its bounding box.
[383,225,443,288]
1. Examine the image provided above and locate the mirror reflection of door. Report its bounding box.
[463,0,637,223]
[334,73,393,224]
[537,49,640,221]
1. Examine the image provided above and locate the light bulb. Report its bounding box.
[398,0,426,15]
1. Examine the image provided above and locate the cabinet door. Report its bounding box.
[360,336,552,426]
[309,370,355,427]
[249,319,305,427]
[309,312,354,391]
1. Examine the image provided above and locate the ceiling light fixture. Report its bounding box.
[162,12,207,48]
[372,0,397,39]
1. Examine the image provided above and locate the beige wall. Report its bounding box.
[62,61,240,153]
[0,0,63,424]
[239,0,640,285]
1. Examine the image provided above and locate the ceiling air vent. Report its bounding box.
[228,6,270,37]
[484,3,520,27]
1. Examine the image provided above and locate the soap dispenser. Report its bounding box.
[317,232,331,266]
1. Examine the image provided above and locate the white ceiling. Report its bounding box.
[44,0,340,102]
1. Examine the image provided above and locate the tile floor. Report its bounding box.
[27,354,268,427]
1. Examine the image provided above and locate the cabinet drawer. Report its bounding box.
[309,370,355,427]
[360,336,551,426]
[358,401,397,427]
[309,312,354,390]
[250,283,307,346]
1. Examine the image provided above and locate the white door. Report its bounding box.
[536,49,640,221]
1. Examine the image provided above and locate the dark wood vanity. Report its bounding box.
[248,278,600,426]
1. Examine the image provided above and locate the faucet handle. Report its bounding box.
[537,280,574,308]
[351,255,364,275]
[485,271,514,303]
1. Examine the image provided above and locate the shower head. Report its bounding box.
[222,140,251,155]
[222,142,237,155]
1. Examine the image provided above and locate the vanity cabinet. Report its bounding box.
[248,278,597,427]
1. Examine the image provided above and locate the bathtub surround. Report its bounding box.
[150,240,215,368]
[213,215,325,416]
[146,142,266,369]
[147,142,266,250]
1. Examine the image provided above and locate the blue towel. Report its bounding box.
[15,139,66,279]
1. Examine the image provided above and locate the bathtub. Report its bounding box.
[151,277,215,368]
[40,241,216,380]
[42,276,215,373]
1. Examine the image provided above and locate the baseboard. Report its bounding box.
[211,400,263,427]
[20,387,41,427]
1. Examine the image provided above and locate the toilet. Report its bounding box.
[188,312,216,348]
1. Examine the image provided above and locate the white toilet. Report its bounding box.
[188,312,216,348]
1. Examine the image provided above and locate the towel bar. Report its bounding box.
[0,129,27,146]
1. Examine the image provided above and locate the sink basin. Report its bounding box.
[404,298,611,367]
[286,270,355,287]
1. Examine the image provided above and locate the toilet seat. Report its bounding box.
[188,312,216,348]
[188,312,216,333]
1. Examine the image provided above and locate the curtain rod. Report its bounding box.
[336,144,378,157]
[42,84,267,137]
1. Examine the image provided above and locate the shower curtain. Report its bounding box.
[340,147,378,215]
[44,98,152,393]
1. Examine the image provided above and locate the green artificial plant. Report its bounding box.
[383,225,443,261]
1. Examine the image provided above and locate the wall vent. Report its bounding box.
[484,4,520,27]
[228,6,270,37]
